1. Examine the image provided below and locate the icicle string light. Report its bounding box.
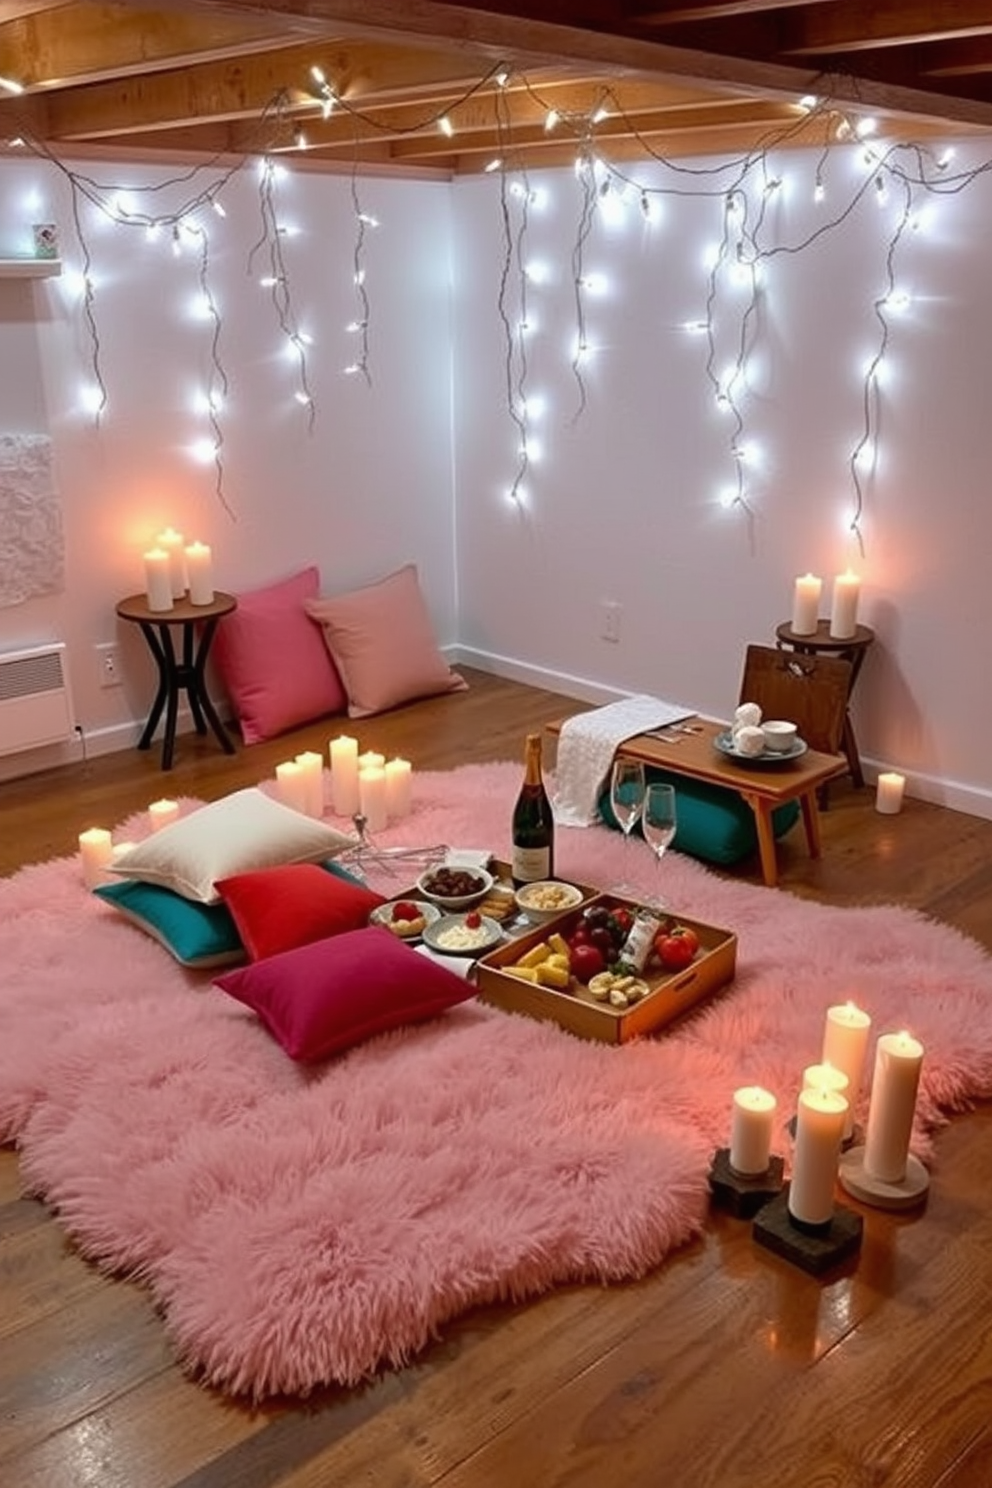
[348,150,373,387]
[247,154,316,430]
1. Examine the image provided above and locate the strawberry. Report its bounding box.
[392,900,420,922]
[465,910,482,929]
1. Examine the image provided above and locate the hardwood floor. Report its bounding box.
[2,668,991,1488]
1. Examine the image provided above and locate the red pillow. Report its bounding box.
[215,863,385,961]
[212,566,347,744]
[214,926,474,1061]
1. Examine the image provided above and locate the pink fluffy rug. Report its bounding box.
[3,760,992,1399]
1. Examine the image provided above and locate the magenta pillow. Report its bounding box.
[212,566,347,744]
[305,563,467,719]
[215,862,385,961]
[214,926,474,1061]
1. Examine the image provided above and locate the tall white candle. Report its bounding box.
[864,1031,924,1183]
[156,527,188,598]
[185,541,214,605]
[330,734,360,817]
[875,772,905,815]
[729,1086,777,1176]
[79,827,113,889]
[829,569,860,640]
[359,764,388,833]
[148,798,180,833]
[295,750,325,818]
[822,1003,872,1136]
[275,760,308,815]
[791,573,822,636]
[788,1087,847,1228]
[143,547,174,613]
[384,757,412,820]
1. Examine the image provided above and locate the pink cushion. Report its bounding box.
[215,863,385,961]
[212,567,347,744]
[305,564,467,719]
[214,926,473,1061]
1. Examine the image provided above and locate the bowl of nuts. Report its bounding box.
[514,879,584,925]
[416,864,494,912]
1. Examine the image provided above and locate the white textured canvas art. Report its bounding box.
[0,434,64,607]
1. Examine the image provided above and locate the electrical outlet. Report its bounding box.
[96,641,122,688]
[600,601,622,643]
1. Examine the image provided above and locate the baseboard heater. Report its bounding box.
[0,642,75,757]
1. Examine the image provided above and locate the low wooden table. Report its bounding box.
[547,716,847,889]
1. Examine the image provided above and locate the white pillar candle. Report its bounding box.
[110,840,136,863]
[275,760,308,815]
[729,1086,777,1177]
[791,573,822,636]
[329,734,360,817]
[359,764,388,833]
[79,827,113,889]
[148,798,180,833]
[864,1031,924,1183]
[156,527,188,598]
[788,1087,847,1228]
[295,750,325,818]
[357,750,385,773]
[875,771,905,815]
[185,541,214,605]
[829,569,860,640]
[822,1003,872,1136]
[143,547,174,613]
[802,1061,851,1140]
[384,757,412,820]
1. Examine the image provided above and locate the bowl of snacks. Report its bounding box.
[514,879,584,925]
[369,899,441,941]
[416,864,494,911]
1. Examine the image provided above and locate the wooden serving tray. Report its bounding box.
[475,893,737,1045]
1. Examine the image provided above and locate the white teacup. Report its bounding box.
[762,719,798,754]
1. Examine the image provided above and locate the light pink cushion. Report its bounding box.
[305,564,467,719]
[212,566,347,744]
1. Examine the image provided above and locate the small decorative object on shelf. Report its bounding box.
[32,222,59,259]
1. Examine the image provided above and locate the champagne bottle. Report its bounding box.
[511,733,555,887]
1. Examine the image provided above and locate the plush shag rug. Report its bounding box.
[3,760,992,1400]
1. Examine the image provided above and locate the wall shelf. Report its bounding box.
[0,258,62,279]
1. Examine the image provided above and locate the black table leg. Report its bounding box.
[134,617,235,770]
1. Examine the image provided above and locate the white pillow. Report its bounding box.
[110,788,356,904]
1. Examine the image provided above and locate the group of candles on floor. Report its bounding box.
[715,1000,927,1267]
[78,735,413,890]
[273,736,413,833]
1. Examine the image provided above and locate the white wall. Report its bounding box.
[450,141,992,818]
[0,158,455,768]
[2,135,992,820]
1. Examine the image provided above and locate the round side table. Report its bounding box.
[775,619,875,788]
[116,591,238,771]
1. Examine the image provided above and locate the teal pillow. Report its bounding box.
[598,769,800,867]
[94,857,367,968]
[93,878,244,969]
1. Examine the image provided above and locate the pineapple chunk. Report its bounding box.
[504,965,541,982]
[548,932,571,959]
[536,961,571,988]
[517,941,551,968]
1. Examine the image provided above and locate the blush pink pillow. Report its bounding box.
[305,564,467,719]
[212,566,347,744]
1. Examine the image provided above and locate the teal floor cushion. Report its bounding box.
[598,768,800,867]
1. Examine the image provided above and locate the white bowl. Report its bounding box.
[762,719,798,754]
[415,864,494,911]
[514,879,584,925]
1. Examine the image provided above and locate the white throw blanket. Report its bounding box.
[552,695,695,827]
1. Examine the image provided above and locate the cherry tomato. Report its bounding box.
[654,928,697,971]
[392,901,420,922]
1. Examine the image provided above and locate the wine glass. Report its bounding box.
[642,783,678,905]
[609,758,646,890]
